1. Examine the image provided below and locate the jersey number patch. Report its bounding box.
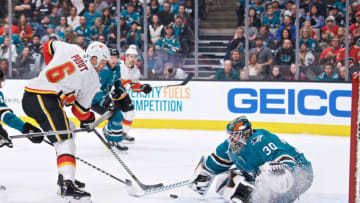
[46,62,76,83]
[262,143,278,156]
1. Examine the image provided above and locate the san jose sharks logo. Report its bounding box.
[251,134,263,145]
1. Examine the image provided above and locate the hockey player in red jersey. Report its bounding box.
[21,40,110,201]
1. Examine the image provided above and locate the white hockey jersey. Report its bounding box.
[25,41,100,120]
[119,60,141,89]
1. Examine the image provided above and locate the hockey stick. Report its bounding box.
[132,72,194,91]
[43,139,131,186]
[9,111,113,140]
[92,128,164,190]
[129,179,192,197]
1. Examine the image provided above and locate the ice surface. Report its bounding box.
[0,128,349,203]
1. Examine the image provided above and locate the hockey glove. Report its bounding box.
[141,84,152,94]
[80,112,95,131]
[0,125,12,148]
[190,164,215,196]
[23,122,43,144]
[110,86,126,100]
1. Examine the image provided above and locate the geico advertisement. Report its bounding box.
[0,80,352,125]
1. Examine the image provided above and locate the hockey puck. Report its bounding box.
[169,194,178,199]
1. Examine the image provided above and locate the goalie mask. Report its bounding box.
[226,116,253,153]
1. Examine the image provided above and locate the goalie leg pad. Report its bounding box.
[216,170,254,203]
[189,156,215,196]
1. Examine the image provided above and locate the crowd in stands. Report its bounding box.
[0,0,198,79]
[213,0,354,81]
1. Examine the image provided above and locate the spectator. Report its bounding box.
[185,0,194,17]
[162,63,187,79]
[0,25,23,52]
[288,3,297,23]
[38,0,52,19]
[150,0,160,15]
[146,5,153,25]
[155,26,180,54]
[310,0,327,17]
[321,16,339,46]
[55,16,70,40]
[91,17,108,41]
[28,34,41,55]
[83,3,102,27]
[98,34,106,44]
[247,53,263,80]
[74,16,92,42]
[148,14,165,45]
[249,0,265,16]
[121,3,140,27]
[0,59,10,78]
[276,28,293,49]
[336,36,360,67]
[262,5,281,30]
[337,27,346,47]
[225,27,245,59]
[126,21,141,46]
[299,42,315,67]
[67,7,80,29]
[108,16,129,48]
[58,0,71,17]
[350,11,360,38]
[17,14,33,43]
[299,27,317,52]
[14,0,33,19]
[254,25,275,49]
[267,65,284,80]
[14,46,35,78]
[317,62,339,80]
[0,16,20,36]
[272,0,282,17]
[76,35,88,49]
[130,0,144,15]
[328,5,345,27]
[158,2,175,26]
[274,39,295,66]
[213,60,239,80]
[275,15,296,43]
[249,36,273,74]
[102,8,114,29]
[239,69,248,80]
[160,0,179,14]
[303,19,318,40]
[309,5,324,29]
[230,49,244,72]
[29,9,42,31]
[146,46,163,79]
[178,4,193,29]
[95,0,109,13]
[0,37,18,63]
[49,6,61,27]
[334,0,346,16]
[246,8,261,29]
[338,66,349,81]
[170,15,192,55]
[40,24,57,44]
[34,15,51,38]
[319,36,342,64]
[287,63,306,80]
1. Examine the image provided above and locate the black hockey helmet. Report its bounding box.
[110,48,119,57]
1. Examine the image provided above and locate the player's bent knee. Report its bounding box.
[217,170,254,202]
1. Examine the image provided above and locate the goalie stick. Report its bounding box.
[9,111,113,140]
[92,128,164,190]
[43,140,131,186]
[132,72,194,91]
[130,179,192,197]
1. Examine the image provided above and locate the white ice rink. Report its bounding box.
[0,128,349,203]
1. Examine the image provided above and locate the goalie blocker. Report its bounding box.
[190,116,313,203]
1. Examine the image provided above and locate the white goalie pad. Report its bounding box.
[256,163,294,194]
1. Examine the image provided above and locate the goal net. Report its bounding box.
[350,72,360,203]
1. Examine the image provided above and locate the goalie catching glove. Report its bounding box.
[190,158,215,196]
[23,122,43,144]
[0,125,12,148]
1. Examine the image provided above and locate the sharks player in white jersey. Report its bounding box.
[22,40,110,202]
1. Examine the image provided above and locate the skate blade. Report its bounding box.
[62,196,92,203]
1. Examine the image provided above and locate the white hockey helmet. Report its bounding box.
[85,41,110,67]
[125,45,138,56]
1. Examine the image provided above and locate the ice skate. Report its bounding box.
[58,175,91,203]
[108,140,129,151]
[122,133,135,144]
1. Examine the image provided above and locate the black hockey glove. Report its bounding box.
[23,122,43,144]
[80,112,95,131]
[0,125,12,148]
[141,84,152,94]
[110,86,126,100]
